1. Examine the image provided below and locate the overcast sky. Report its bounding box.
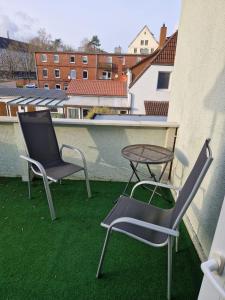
[0,0,181,52]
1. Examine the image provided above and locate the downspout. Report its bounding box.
[127,69,133,114]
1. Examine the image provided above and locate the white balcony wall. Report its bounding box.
[67,95,129,109]
[0,117,177,183]
[168,0,225,258]
[130,65,173,114]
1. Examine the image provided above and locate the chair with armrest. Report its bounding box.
[96,139,213,300]
[18,109,91,220]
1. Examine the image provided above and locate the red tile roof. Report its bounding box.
[144,101,169,116]
[130,31,178,87]
[67,80,127,97]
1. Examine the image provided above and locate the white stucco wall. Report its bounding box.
[128,26,158,54]
[130,65,173,114]
[67,95,129,109]
[168,0,225,258]
[0,117,178,183]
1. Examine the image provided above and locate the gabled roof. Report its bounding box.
[130,31,178,88]
[128,25,158,47]
[67,80,127,97]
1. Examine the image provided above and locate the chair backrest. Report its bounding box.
[18,110,62,168]
[171,139,213,229]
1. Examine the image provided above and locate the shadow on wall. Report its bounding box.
[0,141,21,177]
[194,65,225,252]
[172,65,225,256]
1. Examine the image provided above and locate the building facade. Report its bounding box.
[129,30,177,115]
[35,52,147,90]
[128,25,158,55]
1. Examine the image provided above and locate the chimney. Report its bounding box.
[159,24,167,48]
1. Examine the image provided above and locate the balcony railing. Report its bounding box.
[97,62,117,71]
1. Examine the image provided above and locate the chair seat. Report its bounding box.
[34,161,84,181]
[102,196,173,245]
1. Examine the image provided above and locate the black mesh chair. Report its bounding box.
[18,110,91,220]
[96,139,213,300]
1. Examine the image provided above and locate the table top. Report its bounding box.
[121,144,174,164]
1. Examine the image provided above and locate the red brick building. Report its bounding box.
[35,52,147,90]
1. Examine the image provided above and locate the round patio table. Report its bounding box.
[121,144,174,195]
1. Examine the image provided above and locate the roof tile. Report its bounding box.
[67,80,127,97]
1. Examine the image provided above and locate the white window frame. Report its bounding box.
[67,107,80,119]
[54,69,60,78]
[55,84,61,90]
[70,55,75,63]
[70,69,76,79]
[82,56,88,64]
[41,54,47,62]
[64,83,68,90]
[140,40,144,45]
[44,83,49,89]
[102,71,111,80]
[42,68,48,78]
[156,71,171,90]
[82,70,88,79]
[145,40,148,46]
[53,54,59,63]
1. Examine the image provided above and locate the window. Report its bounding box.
[82,56,88,64]
[120,110,127,115]
[53,54,59,63]
[54,69,60,78]
[41,54,47,62]
[145,40,148,45]
[42,68,48,78]
[134,48,137,54]
[64,83,68,90]
[44,83,49,89]
[151,48,154,53]
[70,70,76,79]
[82,108,90,119]
[102,71,111,80]
[140,40,144,45]
[136,57,142,63]
[140,48,149,54]
[70,55,75,63]
[122,57,125,65]
[107,56,112,63]
[83,70,88,79]
[55,84,61,90]
[68,107,80,119]
[157,72,171,89]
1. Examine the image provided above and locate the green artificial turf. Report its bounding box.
[0,177,202,300]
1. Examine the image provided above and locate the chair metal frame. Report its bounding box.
[96,139,213,300]
[18,111,91,221]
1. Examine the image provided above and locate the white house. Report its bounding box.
[129,28,177,115]
[128,25,158,55]
[66,79,129,119]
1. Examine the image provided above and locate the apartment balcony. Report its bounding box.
[0,116,203,299]
[97,62,117,71]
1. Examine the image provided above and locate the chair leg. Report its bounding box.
[167,237,173,300]
[42,176,56,221]
[96,228,112,278]
[27,163,31,199]
[84,168,91,198]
